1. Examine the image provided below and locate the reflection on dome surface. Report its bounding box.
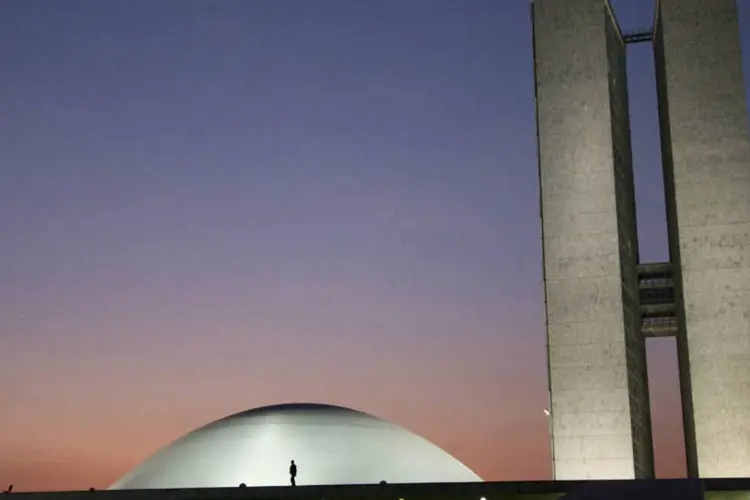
[111,403,482,489]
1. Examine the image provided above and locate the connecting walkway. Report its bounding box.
[638,262,678,338]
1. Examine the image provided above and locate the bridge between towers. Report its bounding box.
[623,28,653,44]
[638,262,677,338]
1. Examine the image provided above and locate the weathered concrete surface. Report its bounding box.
[654,0,750,478]
[532,0,652,480]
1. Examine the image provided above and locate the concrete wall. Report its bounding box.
[654,0,750,478]
[604,4,654,479]
[532,0,652,480]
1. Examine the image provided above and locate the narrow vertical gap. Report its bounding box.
[626,42,669,263]
[646,338,687,477]
[611,0,689,479]
[608,0,669,263]
[626,41,686,477]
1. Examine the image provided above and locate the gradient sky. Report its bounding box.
[1,0,749,492]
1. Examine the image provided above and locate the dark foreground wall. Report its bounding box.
[5,479,750,500]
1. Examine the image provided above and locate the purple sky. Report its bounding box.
[1,0,748,491]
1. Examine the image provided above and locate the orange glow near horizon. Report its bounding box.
[0,0,722,491]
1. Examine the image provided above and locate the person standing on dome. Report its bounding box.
[289,460,297,486]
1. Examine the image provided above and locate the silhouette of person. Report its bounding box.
[289,460,297,486]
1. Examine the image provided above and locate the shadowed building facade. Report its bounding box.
[532,0,750,480]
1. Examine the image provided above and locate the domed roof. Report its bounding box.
[110,403,481,489]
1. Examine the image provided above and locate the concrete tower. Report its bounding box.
[532,0,750,480]
[654,0,750,478]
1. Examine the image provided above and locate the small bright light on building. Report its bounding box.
[543,409,550,416]
[480,496,487,500]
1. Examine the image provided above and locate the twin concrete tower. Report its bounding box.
[532,0,749,480]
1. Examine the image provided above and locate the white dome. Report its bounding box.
[110,403,481,489]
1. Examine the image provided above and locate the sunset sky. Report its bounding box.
[1,0,749,492]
